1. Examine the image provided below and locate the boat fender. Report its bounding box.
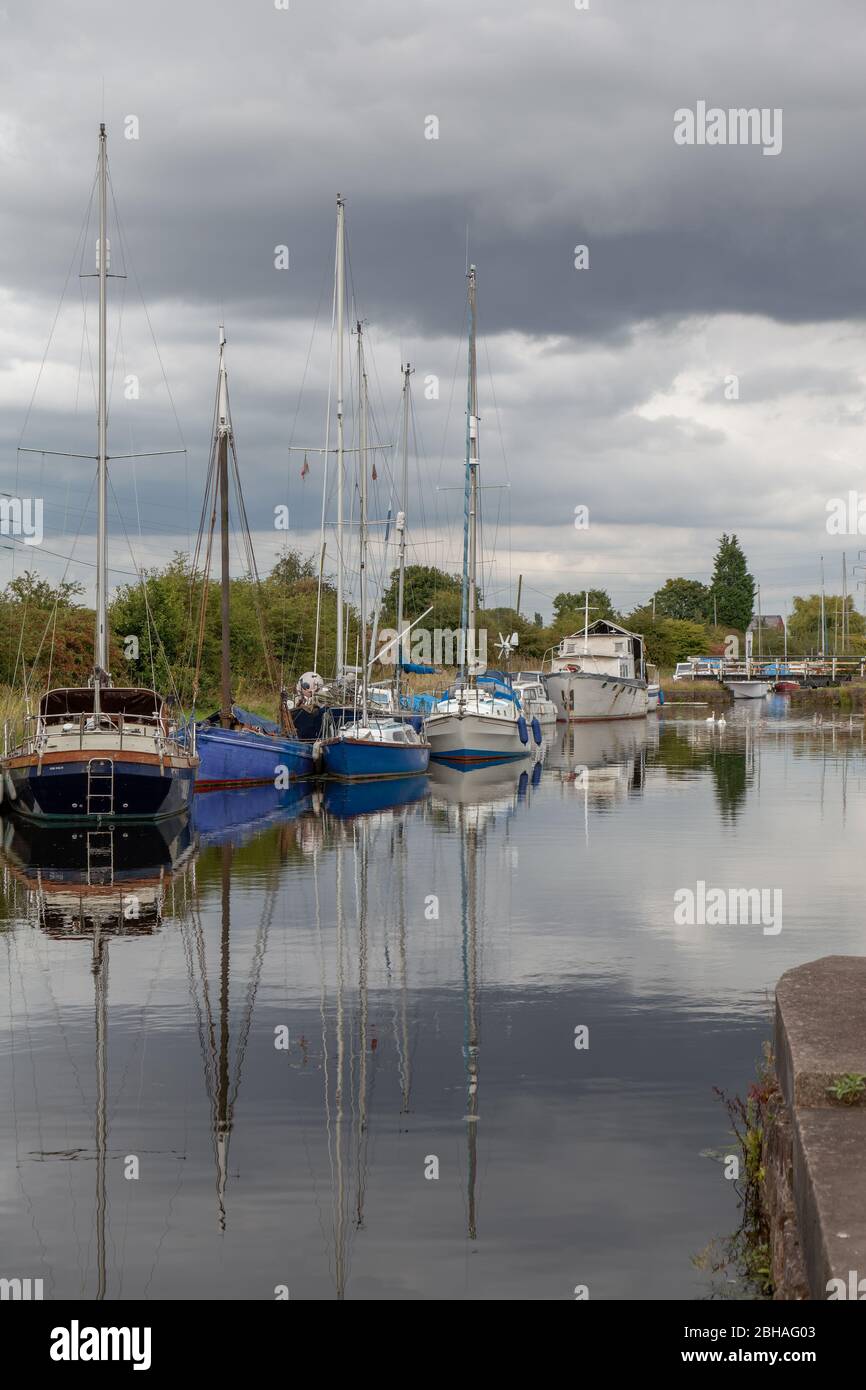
[312,740,324,765]
[4,771,17,802]
[517,715,529,745]
[658,690,665,705]
[531,716,542,745]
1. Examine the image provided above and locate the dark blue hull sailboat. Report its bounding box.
[189,329,319,792]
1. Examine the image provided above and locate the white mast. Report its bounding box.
[395,363,412,708]
[335,196,346,682]
[95,122,109,707]
[357,321,368,721]
[217,327,232,727]
[467,266,479,672]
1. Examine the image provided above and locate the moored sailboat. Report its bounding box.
[0,124,197,821]
[188,329,318,788]
[320,254,430,779]
[425,265,530,767]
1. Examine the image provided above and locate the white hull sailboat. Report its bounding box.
[425,265,530,768]
[427,692,529,765]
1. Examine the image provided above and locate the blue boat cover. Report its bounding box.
[476,676,520,704]
[401,661,437,674]
[202,705,281,735]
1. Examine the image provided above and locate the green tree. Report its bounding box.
[652,577,710,622]
[626,605,710,669]
[552,589,616,624]
[378,564,465,631]
[709,534,755,631]
[4,571,84,609]
[787,594,866,655]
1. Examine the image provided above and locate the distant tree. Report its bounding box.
[787,594,866,655]
[4,571,84,609]
[533,612,543,628]
[552,589,616,625]
[709,535,754,631]
[477,606,546,663]
[626,605,711,670]
[378,564,465,630]
[652,577,710,623]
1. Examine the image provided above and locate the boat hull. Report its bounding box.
[2,751,195,822]
[321,737,430,781]
[547,671,649,722]
[193,725,317,789]
[426,710,530,765]
[725,681,769,699]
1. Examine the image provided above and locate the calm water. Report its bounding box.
[2,698,864,1300]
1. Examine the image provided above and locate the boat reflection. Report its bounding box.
[543,720,653,806]
[0,811,195,936]
[320,774,429,820]
[191,781,315,845]
[0,811,196,1301]
[427,756,535,806]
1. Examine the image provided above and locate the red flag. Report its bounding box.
[300,452,310,479]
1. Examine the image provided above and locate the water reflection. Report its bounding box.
[0,812,195,1300]
[2,709,866,1298]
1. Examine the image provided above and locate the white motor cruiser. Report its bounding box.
[545,618,649,723]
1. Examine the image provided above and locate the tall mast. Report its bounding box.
[335,196,346,682]
[218,328,232,727]
[357,322,368,721]
[395,364,412,708]
[820,555,826,659]
[94,123,109,706]
[460,265,479,682]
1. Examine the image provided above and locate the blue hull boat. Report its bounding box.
[321,734,430,781]
[183,704,318,789]
[194,724,317,788]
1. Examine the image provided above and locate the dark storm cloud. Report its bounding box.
[2,0,866,615]
[3,0,866,336]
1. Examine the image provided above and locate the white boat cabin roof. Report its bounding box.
[557,619,644,651]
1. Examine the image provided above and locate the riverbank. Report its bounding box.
[660,676,866,711]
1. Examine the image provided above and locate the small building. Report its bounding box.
[748,614,785,632]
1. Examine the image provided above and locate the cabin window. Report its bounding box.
[619,660,629,677]
[614,641,626,653]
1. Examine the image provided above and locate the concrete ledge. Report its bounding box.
[793,1108,866,1297]
[776,955,866,1109]
[772,956,866,1298]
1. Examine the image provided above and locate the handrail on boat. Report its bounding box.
[7,709,186,760]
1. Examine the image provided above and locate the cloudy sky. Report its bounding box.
[2,0,866,625]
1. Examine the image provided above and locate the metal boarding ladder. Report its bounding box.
[86,829,114,886]
[86,758,115,817]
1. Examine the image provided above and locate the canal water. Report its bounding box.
[1,697,863,1300]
